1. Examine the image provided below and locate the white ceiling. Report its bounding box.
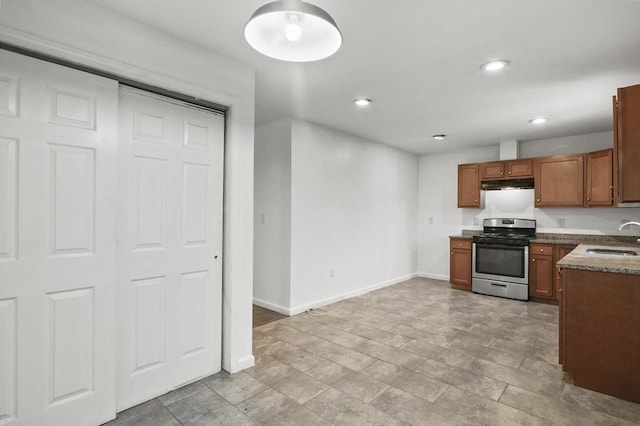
[94,0,640,155]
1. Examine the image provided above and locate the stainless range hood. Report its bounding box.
[481,140,535,190]
[481,177,534,191]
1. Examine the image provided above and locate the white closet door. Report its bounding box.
[116,87,224,410]
[0,50,118,425]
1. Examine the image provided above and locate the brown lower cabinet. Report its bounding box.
[529,243,577,304]
[529,243,554,300]
[554,245,576,302]
[447,239,577,301]
[559,268,640,403]
[449,237,471,291]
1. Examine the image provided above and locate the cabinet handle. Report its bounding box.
[532,258,536,262]
[474,200,478,203]
[450,252,453,255]
[540,248,544,252]
[587,198,590,201]
[458,243,462,247]
[536,199,541,202]
[508,171,512,175]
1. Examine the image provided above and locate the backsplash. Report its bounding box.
[466,189,640,236]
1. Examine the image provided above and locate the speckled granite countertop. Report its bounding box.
[449,230,480,239]
[532,233,639,245]
[449,231,639,245]
[556,242,640,275]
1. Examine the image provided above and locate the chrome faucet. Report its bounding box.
[618,221,640,231]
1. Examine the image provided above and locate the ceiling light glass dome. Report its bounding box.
[244,0,343,62]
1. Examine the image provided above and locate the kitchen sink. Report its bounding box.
[585,248,638,256]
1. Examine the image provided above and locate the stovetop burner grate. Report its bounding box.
[473,218,536,246]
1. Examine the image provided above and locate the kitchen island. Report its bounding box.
[557,243,640,403]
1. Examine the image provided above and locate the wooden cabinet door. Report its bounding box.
[559,268,566,365]
[458,164,481,207]
[534,154,585,207]
[480,161,504,179]
[450,249,471,290]
[530,243,554,300]
[506,159,533,178]
[530,253,554,299]
[554,245,576,303]
[615,84,640,203]
[450,238,472,291]
[586,149,613,207]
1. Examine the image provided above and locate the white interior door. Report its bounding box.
[0,50,118,425]
[116,87,224,410]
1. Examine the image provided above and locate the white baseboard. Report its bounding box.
[253,298,292,316]
[287,273,418,316]
[416,272,449,281]
[226,354,255,374]
[253,273,453,318]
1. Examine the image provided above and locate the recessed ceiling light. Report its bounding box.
[432,134,447,140]
[528,117,548,125]
[481,60,509,71]
[354,98,372,106]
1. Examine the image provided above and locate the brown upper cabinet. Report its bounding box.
[458,163,481,207]
[586,148,614,207]
[534,154,585,207]
[613,84,640,203]
[458,148,616,208]
[481,159,533,180]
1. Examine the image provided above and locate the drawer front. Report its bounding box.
[530,243,553,255]
[450,238,472,250]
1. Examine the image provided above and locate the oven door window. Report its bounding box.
[475,244,525,278]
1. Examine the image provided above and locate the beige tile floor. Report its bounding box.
[106,278,640,425]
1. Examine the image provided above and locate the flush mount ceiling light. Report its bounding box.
[529,117,548,125]
[244,0,343,62]
[432,134,447,140]
[481,60,509,72]
[353,98,372,107]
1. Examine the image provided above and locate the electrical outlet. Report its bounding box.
[260,213,265,224]
[557,218,565,228]
[330,268,335,278]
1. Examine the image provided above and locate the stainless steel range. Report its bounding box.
[472,218,536,301]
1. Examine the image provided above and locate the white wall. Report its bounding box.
[0,0,255,373]
[253,119,418,315]
[519,131,613,158]
[418,132,640,279]
[417,145,499,279]
[253,119,292,311]
[289,120,418,313]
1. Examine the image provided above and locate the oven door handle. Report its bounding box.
[474,243,526,250]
